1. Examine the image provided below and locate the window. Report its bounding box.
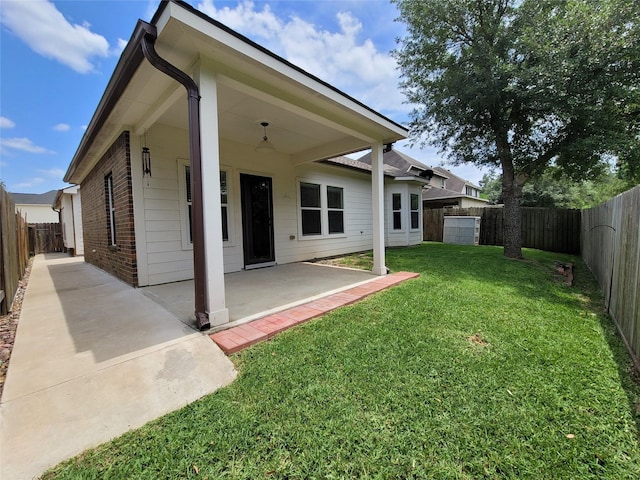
[392,193,402,230]
[182,163,229,247]
[105,173,116,246]
[299,181,345,237]
[185,166,193,243]
[220,170,229,241]
[327,186,344,234]
[411,193,420,229]
[440,178,446,188]
[300,182,321,236]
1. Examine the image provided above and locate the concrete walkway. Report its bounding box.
[0,254,236,480]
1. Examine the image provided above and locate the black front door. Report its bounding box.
[240,174,275,267]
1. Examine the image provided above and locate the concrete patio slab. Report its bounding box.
[141,262,378,325]
[0,254,236,480]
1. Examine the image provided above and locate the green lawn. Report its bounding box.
[43,243,640,479]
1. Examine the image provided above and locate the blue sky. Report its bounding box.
[0,0,489,194]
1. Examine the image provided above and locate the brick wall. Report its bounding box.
[81,131,138,286]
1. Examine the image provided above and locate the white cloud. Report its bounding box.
[0,137,55,154]
[196,0,408,116]
[37,168,65,178]
[112,38,128,57]
[12,178,45,189]
[81,125,88,131]
[53,123,71,132]
[0,116,16,128]
[0,0,111,73]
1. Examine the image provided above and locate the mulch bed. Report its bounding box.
[0,258,33,400]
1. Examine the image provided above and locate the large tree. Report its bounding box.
[393,0,639,258]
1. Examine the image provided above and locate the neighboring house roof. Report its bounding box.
[432,167,482,192]
[424,167,489,203]
[64,0,408,185]
[11,190,59,205]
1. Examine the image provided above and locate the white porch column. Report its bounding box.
[195,60,229,326]
[371,142,387,276]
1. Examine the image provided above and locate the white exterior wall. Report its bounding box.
[71,190,84,255]
[15,205,59,224]
[459,197,490,208]
[59,186,84,255]
[60,195,75,250]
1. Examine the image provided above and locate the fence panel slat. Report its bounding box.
[0,186,29,314]
[582,185,640,369]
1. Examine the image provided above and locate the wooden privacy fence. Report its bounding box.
[0,186,30,315]
[423,206,581,254]
[582,185,640,369]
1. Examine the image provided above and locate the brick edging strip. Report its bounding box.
[210,271,419,354]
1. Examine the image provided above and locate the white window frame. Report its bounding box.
[297,179,346,239]
[391,192,403,232]
[410,193,421,231]
[106,173,116,246]
[178,159,232,250]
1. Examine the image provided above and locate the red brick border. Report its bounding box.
[210,271,419,354]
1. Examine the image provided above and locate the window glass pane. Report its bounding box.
[327,186,343,209]
[411,193,419,210]
[392,193,402,211]
[188,204,193,243]
[301,209,322,235]
[393,211,402,230]
[411,211,419,229]
[300,182,320,207]
[328,211,344,234]
[220,171,227,204]
[185,166,192,203]
[221,205,228,241]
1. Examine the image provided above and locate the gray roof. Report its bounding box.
[11,190,59,205]
[323,156,415,179]
[356,149,431,173]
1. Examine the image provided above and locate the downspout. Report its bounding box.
[138,22,210,330]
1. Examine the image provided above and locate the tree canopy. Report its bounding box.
[393,0,639,257]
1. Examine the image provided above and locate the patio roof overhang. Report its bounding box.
[64,0,407,185]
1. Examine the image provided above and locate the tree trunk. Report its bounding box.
[502,171,523,258]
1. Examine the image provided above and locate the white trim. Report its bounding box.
[131,134,149,285]
[177,158,194,251]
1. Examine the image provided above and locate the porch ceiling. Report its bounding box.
[69,1,407,184]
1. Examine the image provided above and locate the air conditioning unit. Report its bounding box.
[443,216,480,246]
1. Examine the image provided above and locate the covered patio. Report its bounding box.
[140,261,378,328]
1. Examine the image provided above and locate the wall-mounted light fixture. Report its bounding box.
[142,132,152,177]
[255,121,276,153]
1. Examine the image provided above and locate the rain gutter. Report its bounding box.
[138,22,210,331]
[65,12,210,330]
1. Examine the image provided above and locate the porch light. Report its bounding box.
[142,146,152,177]
[255,122,276,153]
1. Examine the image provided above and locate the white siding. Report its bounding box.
[15,205,59,223]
